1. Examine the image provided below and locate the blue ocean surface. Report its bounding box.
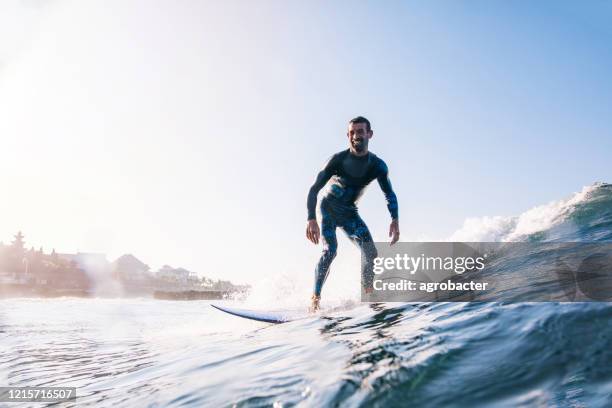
[1,183,611,407]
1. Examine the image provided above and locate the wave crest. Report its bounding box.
[449,183,610,242]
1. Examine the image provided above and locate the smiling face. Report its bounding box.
[347,122,373,155]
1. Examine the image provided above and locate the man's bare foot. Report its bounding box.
[309,294,320,312]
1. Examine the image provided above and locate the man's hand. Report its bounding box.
[389,219,400,245]
[306,219,320,244]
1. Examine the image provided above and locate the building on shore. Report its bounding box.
[111,254,156,295]
[0,233,91,296]
[1,231,247,298]
[156,265,200,287]
[112,254,152,282]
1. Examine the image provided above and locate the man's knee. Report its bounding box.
[322,245,338,261]
[362,243,377,262]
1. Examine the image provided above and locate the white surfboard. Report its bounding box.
[211,303,306,324]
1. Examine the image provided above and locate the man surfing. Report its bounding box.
[306,116,400,311]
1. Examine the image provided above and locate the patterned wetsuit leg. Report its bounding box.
[340,215,377,291]
[313,203,337,297]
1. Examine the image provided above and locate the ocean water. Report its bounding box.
[1,183,611,407]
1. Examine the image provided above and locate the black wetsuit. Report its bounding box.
[307,149,398,296]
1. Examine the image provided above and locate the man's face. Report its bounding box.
[347,122,373,153]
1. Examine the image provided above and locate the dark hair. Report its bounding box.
[349,116,371,131]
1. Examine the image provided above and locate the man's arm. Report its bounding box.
[306,156,336,220]
[377,162,400,244]
[377,163,399,220]
[306,155,336,244]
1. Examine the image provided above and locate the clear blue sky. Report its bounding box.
[0,0,610,285]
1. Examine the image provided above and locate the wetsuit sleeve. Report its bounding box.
[307,155,336,220]
[377,161,399,220]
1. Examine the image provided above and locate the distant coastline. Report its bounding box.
[0,232,249,300]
